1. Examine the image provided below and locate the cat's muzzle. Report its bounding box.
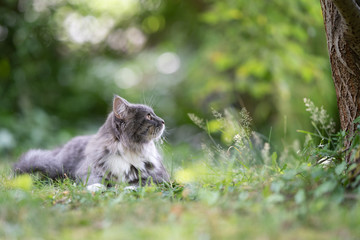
[151,124,165,140]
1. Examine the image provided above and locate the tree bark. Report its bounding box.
[320,0,360,162]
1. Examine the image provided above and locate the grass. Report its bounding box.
[1,102,360,240]
[2,148,360,240]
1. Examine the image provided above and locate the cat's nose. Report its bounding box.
[161,120,165,125]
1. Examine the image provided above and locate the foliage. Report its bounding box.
[0,0,338,156]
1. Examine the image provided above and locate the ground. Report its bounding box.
[1,151,360,240]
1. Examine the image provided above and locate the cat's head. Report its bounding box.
[112,95,165,143]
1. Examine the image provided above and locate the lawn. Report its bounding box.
[2,136,360,240]
[2,104,360,240]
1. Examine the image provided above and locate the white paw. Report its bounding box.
[124,186,137,191]
[86,183,106,193]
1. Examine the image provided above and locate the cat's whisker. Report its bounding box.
[160,136,169,144]
[142,95,157,109]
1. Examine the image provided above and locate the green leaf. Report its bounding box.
[335,162,346,175]
[282,169,298,180]
[295,189,306,204]
[314,181,337,198]
[280,163,288,172]
[353,116,360,124]
[207,119,222,133]
[270,180,284,193]
[8,175,33,191]
[266,194,285,203]
[271,151,278,168]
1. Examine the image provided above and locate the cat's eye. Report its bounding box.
[146,114,152,120]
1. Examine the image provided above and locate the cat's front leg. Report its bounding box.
[87,183,106,192]
[78,172,106,192]
[86,174,106,192]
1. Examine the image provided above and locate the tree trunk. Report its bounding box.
[320,0,360,163]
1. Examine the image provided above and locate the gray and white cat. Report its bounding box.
[14,95,170,192]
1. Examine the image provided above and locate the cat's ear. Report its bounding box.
[113,95,130,119]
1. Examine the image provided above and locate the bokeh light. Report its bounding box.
[63,13,114,44]
[156,52,181,75]
[114,67,141,89]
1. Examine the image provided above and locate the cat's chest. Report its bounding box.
[103,146,159,181]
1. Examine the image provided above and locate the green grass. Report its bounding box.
[1,149,360,240]
[2,104,360,240]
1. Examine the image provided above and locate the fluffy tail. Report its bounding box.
[13,149,64,178]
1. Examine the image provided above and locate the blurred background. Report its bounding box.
[0,0,338,160]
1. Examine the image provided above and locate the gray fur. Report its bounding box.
[14,95,169,187]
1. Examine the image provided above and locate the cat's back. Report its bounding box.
[57,135,92,165]
[46,135,92,177]
[60,135,92,154]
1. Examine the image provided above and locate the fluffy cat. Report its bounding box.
[14,95,170,191]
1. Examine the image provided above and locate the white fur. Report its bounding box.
[124,186,137,191]
[87,183,106,192]
[104,141,160,182]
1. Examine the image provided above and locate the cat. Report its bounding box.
[13,95,170,192]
